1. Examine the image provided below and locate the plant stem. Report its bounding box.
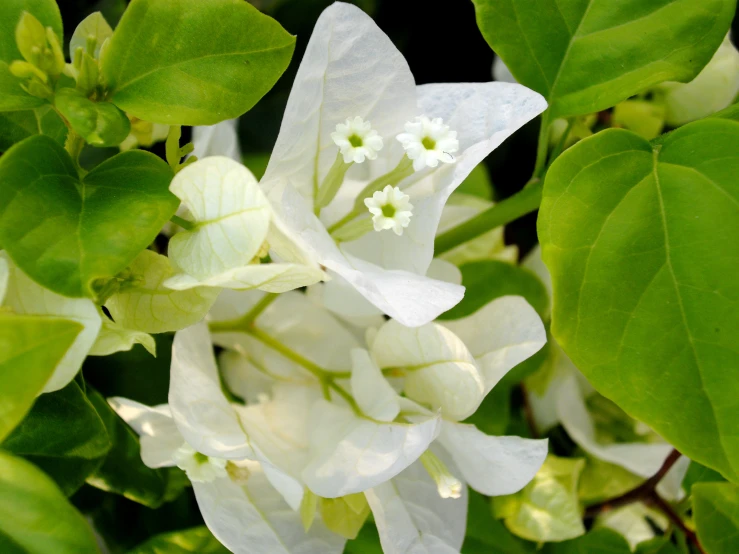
[64,131,86,175]
[584,449,704,552]
[533,111,551,178]
[434,178,542,255]
[169,214,195,231]
[208,293,278,334]
[245,326,328,381]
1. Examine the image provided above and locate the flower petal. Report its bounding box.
[169,322,252,459]
[345,82,546,275]
[165,262,325,293]
[192,465,345,554]
[261,2,416,200]
[108,397,182,468]
[372,320,483,421]
[302,399,440,498]
[1,253,101,393]
[441,296,546,395]
[365,456,467,554]
[191,119,241,161]
[350,348,400,422]
[438,421,547,496]
[168,157,271,281]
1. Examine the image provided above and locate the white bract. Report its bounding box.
[364,185,414,235]
[0,252,101,392]
[109,396,345,554]
[331,116,384,163]
[256,2,546,326]
[164,156,326,293]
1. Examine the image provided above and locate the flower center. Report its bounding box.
[348,133,363,147]
[421,136,436,150]
[381,203,396,218]
[194,452,209,465]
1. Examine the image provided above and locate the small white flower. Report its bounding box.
[331,116,384,163]
[396,115,459,171]
[364,185,413,235]
[173,443,228,483]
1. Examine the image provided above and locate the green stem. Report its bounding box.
[327,156,414,236]
[547,118,574,168]
[169,214,195,231]
[315,153,352,215]
[245,326,328,380]
[166,125,182,171]
[208,293,278,333]
[64,131,86,175]
[533,111,551,178]
[434,178,543,256]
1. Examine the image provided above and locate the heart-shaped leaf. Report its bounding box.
[539,119,739,482]
[0,135,177,298]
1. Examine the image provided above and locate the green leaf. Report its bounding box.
[439,260,548,320]
[492,454,586,542]
[128,526,229,554]
[538,120,739,482]
[0,451,100,553]
[578,457,643,504]
[101,0,295,125]
[86,388,186,508]
[693,482,739,554]
[0,314,81,442]
[70,12,112,60]
[3,380,111,496]
[543,528,631,553]
[54,89,130,147]
[0,0,63,64]
[0,105,66,152]
[344,524,384,554]
[472,0,736,119]
[710,103,739,123]
[0,135,177,299]
[683,461,725,492]
[319,493,371,539]
[0,62,46,111]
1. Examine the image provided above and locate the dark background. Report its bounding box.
[59,0,739,255]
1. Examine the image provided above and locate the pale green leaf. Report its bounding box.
[472,0,735,118]
[101,0,295,125]
[105,249,219,334]
[538,120,739,482]
[0,0,63,64]
[0,135,177,298]
[69,12,112,60]
[88,314,156,357]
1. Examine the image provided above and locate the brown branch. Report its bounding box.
[584,449,705,553]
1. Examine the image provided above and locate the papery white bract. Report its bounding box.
[260,2,547,326]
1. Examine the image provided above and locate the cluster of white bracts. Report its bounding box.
[111,285,548,554]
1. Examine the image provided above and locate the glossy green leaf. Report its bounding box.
[0,135,177,298]
[128,526,228,554]
[3,380,111,496]
[693,482,739,554]
[472,0,736,119]
[86,388,186,508]
[54,89,130,147]
[0,0,63,64]
[0,314,81,442]
[101,0,295,125]
[0,451,100,553]
[538,120,739,482]
[0,105,66,152]
[344,524,384,554]
[683,461,725,492]
[439,260,548,320]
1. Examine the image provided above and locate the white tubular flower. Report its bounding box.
[396,115,459,171]
[173,443,228,483]
[331,116,383,163]
[363,185,413,235]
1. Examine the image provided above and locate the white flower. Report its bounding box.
[331,116,383,163]
[396,115,459,171]
[256,2,546,327]
[172,443,228,483]
[364,185,413,235]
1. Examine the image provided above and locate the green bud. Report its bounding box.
[15,12,47,66]
[612,99,665,141]
[9,60,46,82]
[75,50,100,95]
[70,12,113,61]
[21,78,54,100]
[55,89,131,147]
[46,27,66,76]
